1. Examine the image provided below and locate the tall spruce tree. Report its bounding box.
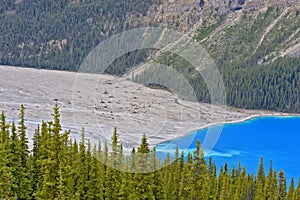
[0,111,12,198]
[9,121,22,198]
[132,134,155,200]
[104,127,122,200]
[278,170,287,200]
[75,127,89,199]
[287,178,295,200]
[31,125,41,194]
[255,157,265,200]
[17,105,32,198]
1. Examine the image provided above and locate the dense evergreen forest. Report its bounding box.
[0,0,157,73]
[136,5,300,113]
[136,54,300,112]
[0,104,299,199]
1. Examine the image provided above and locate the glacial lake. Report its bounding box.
[156,116,300,182]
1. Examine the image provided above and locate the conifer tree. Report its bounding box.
[193,140,209,199]
[179,151,193,199]
[233,166,247,200]
[0,111,10,143]
[255,157,265,200]
[118,157,130,200]
[257,157,265,183]
[169,147,180,199]
[127,148,138,200]
[105,127,122,200]
[31,125,41,193]
[35,104,69,199]
[207,157,218,200]
[33,121,47,198]
[151,147,163,199]
[17,105,32,198]
[86,144,104,200]
[287,178,295,200]
[273,169,279,199]
[0,111,12,198]
[278,170,287,200]
[264,161,277,200]
[294,178,300,200]
[162,153,171,199]
[133,134,155,200]
[75,128,89,199]
[9,121,22,198]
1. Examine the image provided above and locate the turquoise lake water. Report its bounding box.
[156,116,300,181]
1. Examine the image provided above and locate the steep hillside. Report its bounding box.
[134,0,300,113]
[199,0,300,66]
[0,0,203,72]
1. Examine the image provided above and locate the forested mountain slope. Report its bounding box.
[134,0,300,113]
[198,1,300,112]
[0,0,202,72]
[0,0,156,71]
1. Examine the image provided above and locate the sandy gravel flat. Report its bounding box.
[0,65,294,152]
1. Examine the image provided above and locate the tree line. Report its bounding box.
[136,5,300,113]
[0,104,299,199]
[0,0,158,72]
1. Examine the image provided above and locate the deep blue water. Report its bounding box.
[156,116,300,182]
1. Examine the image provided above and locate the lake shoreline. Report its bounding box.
[1,65,300,153]
[156,112,300,146]
[157,115,300,183]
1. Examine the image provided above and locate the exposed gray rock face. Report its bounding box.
[201,0,298,15]
[203,0,246,15]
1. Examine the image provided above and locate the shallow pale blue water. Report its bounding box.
[156,116,300,181]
